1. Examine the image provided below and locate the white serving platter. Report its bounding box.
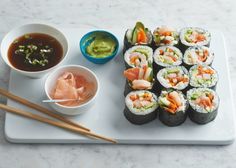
[4,28,236,145]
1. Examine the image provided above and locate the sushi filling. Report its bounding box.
[187,88,219,113]
[153,26,179,46]
[153,46,182,67]
[189,65,218,88]
[124,65,153,90]
[124,45,153,67]
[184,46,214,65]
[126,22,152,45]
[180,27,211,46]
[159,90,186,114]
[126,91,158,114]
[157,66,189,90]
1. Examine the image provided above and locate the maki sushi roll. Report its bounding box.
[153,26,179,48]
[189,65,218,90]
[158,90,188,126]
[123,65,154,96]
[180,27,211,52]
[124,45,153,69]
[156,66,189,93]
[187,88,219,124]
[153,46,183,73]
[124,22,152,52]
[124,90,158,125]
[183,46,214,68]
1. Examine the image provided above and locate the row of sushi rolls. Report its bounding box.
[122,22,219,126]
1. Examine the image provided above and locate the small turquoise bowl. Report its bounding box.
[80,30,119,64]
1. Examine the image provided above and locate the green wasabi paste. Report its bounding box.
[86,34,116,58]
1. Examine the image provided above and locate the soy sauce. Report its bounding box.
[8,33,63,71]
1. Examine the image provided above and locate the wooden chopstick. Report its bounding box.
[0,104,117,144]
[0,88,90,131]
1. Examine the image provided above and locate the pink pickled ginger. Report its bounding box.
[52,72,95,106]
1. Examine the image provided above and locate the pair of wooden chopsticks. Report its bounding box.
[0,88,117,144]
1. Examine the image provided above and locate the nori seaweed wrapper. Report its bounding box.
[153,62,165,76]
[188,104,218,124]
[159,108,187,127]
[187,85,217,91]
[123,105,157,125]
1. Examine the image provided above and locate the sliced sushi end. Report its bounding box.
[187,88,219,124]
[124,90,158,125]
[153,26,179,46]
[153,46,183,73]
[179,27,211,53]
[123,22,152,51]
[123,66,154,91]
[156,66,189,91]
[129,22,150,44]
[158,90,188,126]
[189,65,218,89]
[123,45,153,67]
[183,46,214,67]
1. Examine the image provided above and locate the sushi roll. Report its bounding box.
[124,45,153,69]
[158,90,188,126]
[156,66,189,93]
[123,65,154,96]
[153,46,183,73]
[124,22,152,52]
[189,65,218,90]
[124,90,158,125]
[183,46,214,69]
[153,26,179,48]
[187,88,219,124]
[180,27,211,52]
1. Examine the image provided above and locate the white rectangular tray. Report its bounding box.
[4,28,236,145]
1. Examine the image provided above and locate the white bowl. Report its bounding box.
[0,23,68,78]
[45,65,99,115]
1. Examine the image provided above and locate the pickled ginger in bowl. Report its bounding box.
[45,65,99,115]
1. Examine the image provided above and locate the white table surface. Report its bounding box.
[0,0,236,167]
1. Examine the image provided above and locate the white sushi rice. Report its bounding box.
[183,46,214,65]
[157,66,189,90]
[187,88,219,113]
[189,65,218,87]
[125,90,158,115]
[153,45,183,67]
[180,27,211,46]
[124,45,153,66]
[158,90,187,113]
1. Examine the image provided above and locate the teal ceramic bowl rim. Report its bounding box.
[79,30,119,61]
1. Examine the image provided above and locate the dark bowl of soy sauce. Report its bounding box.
[1,23,69,78]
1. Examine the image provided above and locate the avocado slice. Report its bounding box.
[131,22,145,44]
